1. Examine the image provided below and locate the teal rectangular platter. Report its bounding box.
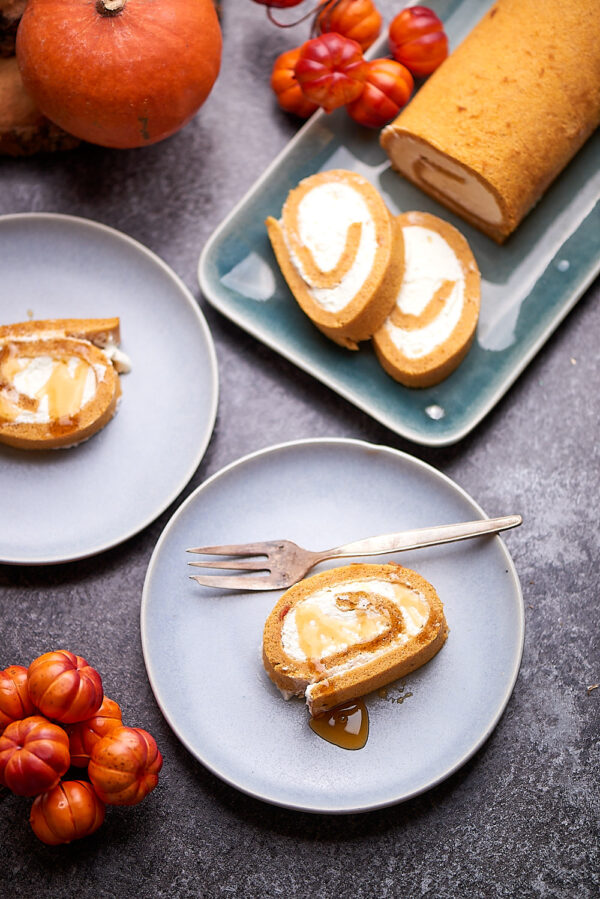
[198,0,600,447]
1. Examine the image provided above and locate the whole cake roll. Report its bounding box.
[262,563,448,716]
[381,0,600,243]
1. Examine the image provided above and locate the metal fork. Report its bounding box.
[187,514,522,591]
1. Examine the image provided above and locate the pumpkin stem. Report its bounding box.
[96,0,126,16]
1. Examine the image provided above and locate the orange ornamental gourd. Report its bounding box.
[16,0,223,149]
[318,0,383,52]
[30,781,105,845]
[0,716,70,796]
[0,665,36,734]
[27,650,103,724]
[347,58,413,128]
[271,47,319,119]
[66,696,123,767]
[88,726,163,806]
[294,32,368,113]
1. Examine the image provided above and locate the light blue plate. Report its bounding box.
[199,0,600,447]
[141,438,523,813]
[0,213,218,564]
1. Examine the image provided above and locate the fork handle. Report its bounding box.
[318,515,522,561]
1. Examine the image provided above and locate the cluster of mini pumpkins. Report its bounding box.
[0,651,162,845]
[258,1,449,128]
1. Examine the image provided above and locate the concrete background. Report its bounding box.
[0,1,598,896]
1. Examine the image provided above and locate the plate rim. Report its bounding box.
[140,436,525,814]
[197,42,600,447]
[0,211,219,566]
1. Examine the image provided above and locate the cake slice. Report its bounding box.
[0,317,130,449]
[372,211,480,388]
[262,563,448,717]
[266,169,404,350]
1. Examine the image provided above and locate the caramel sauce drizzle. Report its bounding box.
[0,344,94,427]
[309,700,369,750]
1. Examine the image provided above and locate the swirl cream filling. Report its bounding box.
[0,345,104,424]
[282,182,378,313]
[281,577,429,667]
[384,225,465,359]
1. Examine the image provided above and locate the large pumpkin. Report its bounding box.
[16,0,222,148]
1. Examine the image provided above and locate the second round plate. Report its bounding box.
[0,213,218,564]
[141,438,524,814]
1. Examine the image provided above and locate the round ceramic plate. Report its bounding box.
[0,213,218,564]
[141,438,524,814]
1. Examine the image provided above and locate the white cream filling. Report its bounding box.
[10,355,98,424]
[284,182,378,313]
[282,577,428,664]
[385,225,465,359]
[385,133,503,226]
[102,340,132,373]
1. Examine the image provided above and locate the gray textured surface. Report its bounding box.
[0,2,599,896]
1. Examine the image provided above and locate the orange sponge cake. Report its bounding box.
[373,212,480,388]
[263,563,448,717]
[266,170,404,349]
[381,0,600,242]
[0,317,130,449]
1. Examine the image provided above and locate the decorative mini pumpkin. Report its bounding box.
[347,58,413,128]
[88,726,162,806]
[66,696,123,767]
[0,715,70,796]
[294,32,368,113]
[271,47,319,118]
[27,650,103,724]
[16,0,222,148]
[30,781,105,845]
[0,665,36,734]
[318,0,382,52]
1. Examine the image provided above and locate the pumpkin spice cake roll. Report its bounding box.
[266,169,404,349]
[373,211,480,388]
[262,563,448,717]
[380,0,600,243]
[0,318,130,449]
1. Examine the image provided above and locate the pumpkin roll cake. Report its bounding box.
[380,0,600,242]
[262,563,448,717]
[373,211,480,388]
[266,169,404,349]
[0,317,130,449]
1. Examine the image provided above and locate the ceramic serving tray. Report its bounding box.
[198,0,600,447]
[141,438,524,814]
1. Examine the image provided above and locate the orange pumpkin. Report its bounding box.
[27,650,103,724]
[294,32,368,113]
[66,696,123,767]
[347,58,413,128]
[318,0,382,52]
[0,665,36,734]
[388,5,448,77]
[88,726,162,806]
[16,0,222,148]
[30,781,105,845]
[271,47,319,119]
[0,715,70,796]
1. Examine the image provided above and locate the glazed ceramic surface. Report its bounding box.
[142,438,523,813]
[199,0,600,446]
[0,213,218,564]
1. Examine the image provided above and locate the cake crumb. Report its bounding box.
[586,684,598,694]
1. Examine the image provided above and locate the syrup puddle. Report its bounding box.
[309,699,369,750]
